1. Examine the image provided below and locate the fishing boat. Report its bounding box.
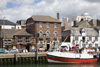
[46,48,99,64]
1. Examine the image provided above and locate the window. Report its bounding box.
[95,36,98,41]
[26,37,30,40]
[39,31,43,37]
[4,40,7,44]
[89,37,92,41]
[40,41,43,48]
[84,18,86,20]
[46,23,49,28]
[75,36,78,40]
[39,22,42,28]
[47,32,50,37]
[18,37,22,42]
[82,31,85,33]
[54,23,57,28]
[87,18,90,21]
[8,40,11,44]
[18,37,22,40]
[54,32,57,37]
[26,37,30,42]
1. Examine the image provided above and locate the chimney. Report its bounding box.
[57,11,59,19]
[73,20,78,27]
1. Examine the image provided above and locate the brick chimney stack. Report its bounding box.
[57,11,59,19]
[73,20,77,27]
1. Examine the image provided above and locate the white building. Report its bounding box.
[62,27,100,48]
[0,19,21,29]
[63,12,91,26]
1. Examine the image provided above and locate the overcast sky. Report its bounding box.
[0,0,100,23]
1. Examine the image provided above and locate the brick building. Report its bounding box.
[0,29,35,51]
[26,15,62,51]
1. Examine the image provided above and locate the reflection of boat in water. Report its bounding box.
[47,63,98,67]
[46,49,99,64]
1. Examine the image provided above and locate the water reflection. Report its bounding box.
[0,62,100,67]
[48,63,98,67]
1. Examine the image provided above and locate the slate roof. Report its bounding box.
[14,29,32,36]
[84,28,98,36]
[62,27,98,37]
[76,21,91,28]
[31,15,61,23]
[1,29,32,38]
[0,19,17,25]
[62,30,71,37]
[93,26,100,34]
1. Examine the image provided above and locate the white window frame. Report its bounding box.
[40,41,43,48]
[46,32,50,37]
[54,32,57,37]
[54,23,57,28]
[39,31,43,37]
[46,23,49,28]
[39,22,42,28]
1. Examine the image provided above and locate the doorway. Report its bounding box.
[47,44,50,51]
[82,37,85,42]
[26,46,30,52]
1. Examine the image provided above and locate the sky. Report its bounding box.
[0,0,100,23]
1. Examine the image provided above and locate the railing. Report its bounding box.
[26,39,30,43]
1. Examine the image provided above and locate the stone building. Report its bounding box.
[26,15,62,51]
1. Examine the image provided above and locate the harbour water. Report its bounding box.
[0,61,100,67]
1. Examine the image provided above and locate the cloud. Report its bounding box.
[0,0,100,24]
[8,0,35,5]
[83,0,100,3]
[0,0,7,9]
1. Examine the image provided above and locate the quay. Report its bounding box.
[0,52,47,65]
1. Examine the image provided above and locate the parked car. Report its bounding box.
[5,49,20,54]
[0,48,7,54]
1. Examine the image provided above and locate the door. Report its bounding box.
[26,46,29,52]
[82,37,85,42]
[47,44,50,51]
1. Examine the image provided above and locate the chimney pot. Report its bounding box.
[57,11,59,19]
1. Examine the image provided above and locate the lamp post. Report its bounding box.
[3,17,5,48]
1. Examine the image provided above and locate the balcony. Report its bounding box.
[18,39,22,44]
[26,39,30,43]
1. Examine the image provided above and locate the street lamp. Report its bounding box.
[3,17,5,48]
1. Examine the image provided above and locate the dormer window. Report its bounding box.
[82,30,85,33]
[82,29,85,33]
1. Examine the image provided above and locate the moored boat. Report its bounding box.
[46,50,99,64]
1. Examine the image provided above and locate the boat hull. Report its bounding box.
[46,53,98,64]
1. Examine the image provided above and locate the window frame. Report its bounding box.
[39,22,42,28]
[46,23,49,28]
[46,31,50,37]
[54,23,57,28]
[54,32,57,37]
[40,41,43,48]
[39,31,43,37]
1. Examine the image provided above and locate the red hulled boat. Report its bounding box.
[46,51,98,64]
